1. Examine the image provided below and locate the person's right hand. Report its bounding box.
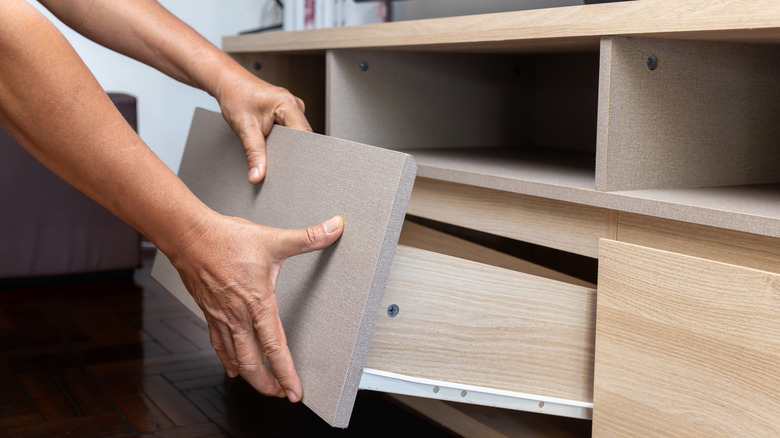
[168,211,344,402]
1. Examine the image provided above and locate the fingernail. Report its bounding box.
[323,216,342,234]
[227,369,237,378]
[286,390,299,403]
[249,167,260,181]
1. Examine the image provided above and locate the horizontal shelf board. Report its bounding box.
[400,148,780,239]
[609,185,780,236]
[224,1,780,54]
[408,146,596,193]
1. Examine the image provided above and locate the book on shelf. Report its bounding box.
[283,0,387,31]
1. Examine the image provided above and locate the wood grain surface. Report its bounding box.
[366,245,596,402]
[616,212,780,274]
[594,240,780,436]
[407,178,608,258]
[224,0,780,54]
[399,220,594,288]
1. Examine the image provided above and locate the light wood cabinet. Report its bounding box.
[595,239,780,436]
[220,1,780,434]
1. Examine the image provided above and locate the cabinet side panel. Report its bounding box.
[594,240,780,436]
[601,37,780,191]
[595,37,613,192]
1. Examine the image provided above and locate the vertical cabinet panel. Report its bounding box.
[594,239,780,436]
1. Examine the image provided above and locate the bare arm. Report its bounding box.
[0,0,342,403]
[38,0,309,183]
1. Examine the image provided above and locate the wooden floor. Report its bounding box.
[0,253,458,437]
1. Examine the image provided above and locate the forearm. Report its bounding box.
[0,1,212,259]
[37,0,252,100]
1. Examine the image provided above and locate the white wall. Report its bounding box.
[28,0,282,173]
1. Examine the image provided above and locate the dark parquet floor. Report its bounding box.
[0,252,458,437]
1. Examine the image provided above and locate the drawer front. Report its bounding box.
[365,239,597,404]
[407,178,610,259]
[616,212,780,274]
[594,240,780,437]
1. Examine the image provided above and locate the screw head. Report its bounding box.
[253,62,262,71]
[647,55,658,71]
[359,61,368,71]
[386,304,399,318]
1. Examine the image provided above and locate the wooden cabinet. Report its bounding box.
[215,1,780,434]
[595,239,780,436]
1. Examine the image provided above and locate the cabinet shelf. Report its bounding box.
[408,146,596,193]
[406,147,780,240]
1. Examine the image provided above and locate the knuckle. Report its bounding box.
[237,362,260,376]
[246,296,273,320]
[209,339,224,351]
[302,227,320,249]
[260,338,285,357]
[245,148,265,162]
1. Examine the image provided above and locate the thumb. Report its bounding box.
[240,127,267,184]
[273,216,344,259]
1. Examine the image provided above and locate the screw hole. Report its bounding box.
[253,62,262,71]
[539,401,545,408]
[386,304,399,318]
[433,386,440,394]
[359,61,368,71]
[460,390,467,397]
[647,55,658,71]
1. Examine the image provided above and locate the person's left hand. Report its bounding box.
[215,71,312,184]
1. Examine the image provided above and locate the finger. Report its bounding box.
[237,122,267,184]
[231,323,286,398]
[250,298,302,402]
[274,103,312,133]
[272,215,344,259]
[207,318,239,378]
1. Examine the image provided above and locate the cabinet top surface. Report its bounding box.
[224,0,780,54]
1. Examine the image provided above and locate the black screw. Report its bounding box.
[647,55,658,71]
[359,61,368,71]
[386,304,399,318]
[253,62,262,71]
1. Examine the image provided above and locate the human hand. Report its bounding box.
[215,72,311,184]
[169,211,344,402]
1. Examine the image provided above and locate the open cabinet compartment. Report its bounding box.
[326,49,600,195]
[596,36,780,221]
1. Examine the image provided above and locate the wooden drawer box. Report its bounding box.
[363,221,597,419]
[594,239,780,436]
